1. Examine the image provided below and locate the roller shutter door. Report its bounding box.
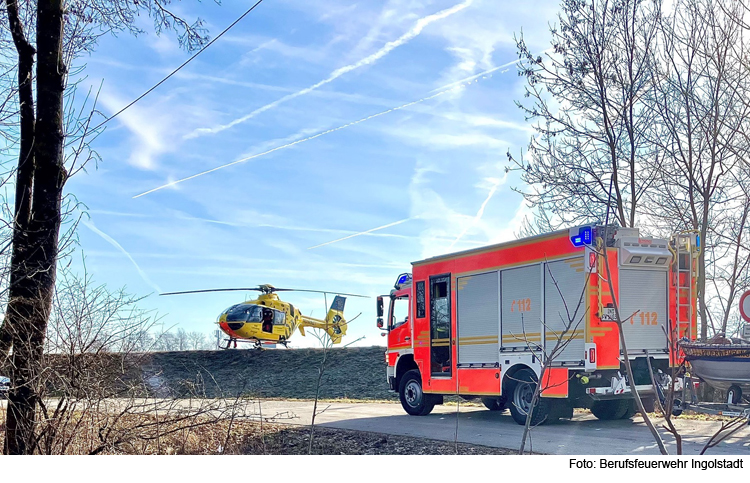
[501,265,541,350]
[619,269,668,352]
[457,271,499,364]
[544,257,585,363]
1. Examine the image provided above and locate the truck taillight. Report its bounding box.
[589,348,596,364]
[589,252,597,268]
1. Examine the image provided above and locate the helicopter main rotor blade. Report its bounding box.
[160,288,261,296]
[271,288,370,298]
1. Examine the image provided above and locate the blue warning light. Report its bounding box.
[696,234,700,249]
[581,226,592,244]
[571,226,593,247]
[395,272,412,289]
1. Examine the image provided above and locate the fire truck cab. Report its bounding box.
[378,225,699,424]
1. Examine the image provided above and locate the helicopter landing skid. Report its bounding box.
[221,338,280,350]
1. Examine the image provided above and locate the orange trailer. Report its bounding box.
[377,225,699,424]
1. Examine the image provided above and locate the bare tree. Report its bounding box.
[0,0,214,454]
[510,0,661,229]
[645,0,750,338]
[515,262,590,454]
[307,327,333,455]
[187,331,207,351]
[1,261,265,455]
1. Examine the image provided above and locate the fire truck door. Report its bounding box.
[388,295,411,349]
[430,274,452,376]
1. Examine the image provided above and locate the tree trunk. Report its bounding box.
[4,0,66,455]
[0,0,37,359]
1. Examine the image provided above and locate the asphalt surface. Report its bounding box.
[256,400,750,455]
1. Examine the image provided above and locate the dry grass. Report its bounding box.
[0,407,514,455]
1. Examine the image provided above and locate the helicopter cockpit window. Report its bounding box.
[226,304,263,323]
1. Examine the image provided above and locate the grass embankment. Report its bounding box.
[138,346,398,401]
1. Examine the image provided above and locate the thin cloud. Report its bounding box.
[186,0,473,139]
[307,218,413,250]
[83,220,163,293]
[448,177,505,249]
[430,48,553,93]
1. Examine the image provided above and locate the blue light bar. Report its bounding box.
[572,236,583,247]
[395,273,412,289]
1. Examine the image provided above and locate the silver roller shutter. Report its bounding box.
[457,271,500,364]
[544,257,585,363]
[501,265,542,350]
[619,269,668,352]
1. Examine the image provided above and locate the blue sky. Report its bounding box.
[65,0,561,348]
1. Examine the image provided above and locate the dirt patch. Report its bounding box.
[241,424,518,455]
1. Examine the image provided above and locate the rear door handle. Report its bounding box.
[405,337,411,341]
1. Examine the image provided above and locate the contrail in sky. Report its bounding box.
[307,218,413,249]
[82,220,163,293]
[134,55,522,198]
[133,84,465,198]
[185,0,473,139]
[430,57,523,92]
[448,179,502,249]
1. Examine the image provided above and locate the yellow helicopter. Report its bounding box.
[161,284,366,349]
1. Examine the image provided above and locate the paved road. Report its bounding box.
[257,400,750,455]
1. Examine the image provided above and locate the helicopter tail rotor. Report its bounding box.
[323,296,348,344]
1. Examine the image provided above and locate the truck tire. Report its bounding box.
[399,370,436,416]
[618,400,636,419]
[591,399,630,420]
[481,396,507,412]
[508,369,552,426]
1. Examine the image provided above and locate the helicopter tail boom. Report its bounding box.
[300,295,348,344]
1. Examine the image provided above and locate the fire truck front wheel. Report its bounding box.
[508,369,552,426]
[399,370,436,416]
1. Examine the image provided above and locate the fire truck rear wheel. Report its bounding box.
[591,399,631,420]
[481,397,507,412]
[618,400,636,419]
[508,369,552,426]
[399,370,436,416]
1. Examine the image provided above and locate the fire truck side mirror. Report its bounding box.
[376,296,384,317]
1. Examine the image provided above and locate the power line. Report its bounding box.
[92,0,266,131]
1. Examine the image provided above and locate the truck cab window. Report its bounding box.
[391,296,409,329]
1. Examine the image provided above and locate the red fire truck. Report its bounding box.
[377,225,699,424]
